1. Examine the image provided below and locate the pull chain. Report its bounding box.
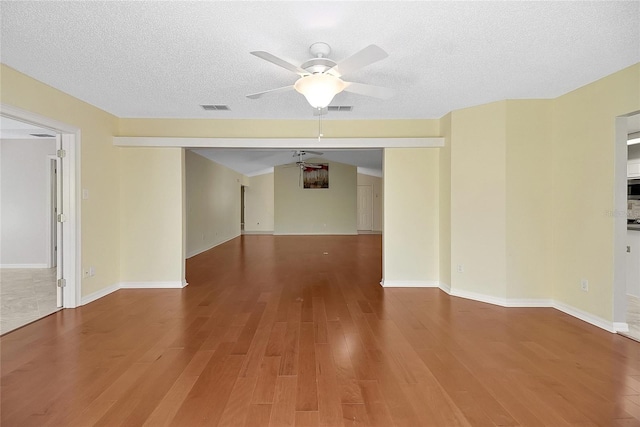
[318,107,323,142]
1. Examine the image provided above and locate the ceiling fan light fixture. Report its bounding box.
[294,73,346,108]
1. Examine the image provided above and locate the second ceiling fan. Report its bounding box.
[246,42,394,109]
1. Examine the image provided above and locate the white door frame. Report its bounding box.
[45,155,57,269]
[1,103,81,308]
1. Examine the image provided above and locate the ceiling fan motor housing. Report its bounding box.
[303,42,337,74]
[301,57,337,74]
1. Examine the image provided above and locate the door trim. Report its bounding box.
[1,103,81,308]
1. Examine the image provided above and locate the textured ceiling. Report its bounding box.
[1,1,639,120]
[192,148,383,177]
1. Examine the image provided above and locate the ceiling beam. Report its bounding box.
[113,137,444,149]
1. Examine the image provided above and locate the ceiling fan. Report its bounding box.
[246,42,394,109]
[285,150,324,187]
[286,150,324,169]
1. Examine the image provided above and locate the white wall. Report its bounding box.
[357,173,383,232]
[244,172,274,233]
[0,138,56,267]
[185,150,242,257]
[274,159,357,235]
[383,148,440,286]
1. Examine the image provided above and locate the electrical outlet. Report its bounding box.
[457,264,464,273]
[83,266,96,278]
[580,279,589,292]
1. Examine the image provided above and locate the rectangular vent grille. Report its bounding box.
[201,104,230,111]
[328,106,352,112]
[30,133,56,138]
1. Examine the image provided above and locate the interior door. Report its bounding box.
[357,185,373,231]
[55,135,63,308]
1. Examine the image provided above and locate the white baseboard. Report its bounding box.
[439,282,452,294]
[273,232,359,236]
[120,281,187,289]
[186,234,240,258]
[242,230,274,235]
[614,322,630,333]
[552,300,616,333]
[439,284,552,308]
[81,282,120,305]
[81,280,187,306]
[0,263,49,269]
[446,287,512,307]
[380,279,440,288]
[390,282,619,334]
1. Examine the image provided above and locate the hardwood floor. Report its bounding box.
[2,235,640,426]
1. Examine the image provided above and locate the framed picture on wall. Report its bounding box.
[303,164,329,188]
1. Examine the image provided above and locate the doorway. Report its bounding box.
[614,111,640,337]
[1,104,80,323]
[0,133,61,333]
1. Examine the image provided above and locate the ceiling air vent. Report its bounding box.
[327,105,352,112]
[201,104,230,111]
[30,133,55,138]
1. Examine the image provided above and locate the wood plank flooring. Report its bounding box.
[3,235,640,426]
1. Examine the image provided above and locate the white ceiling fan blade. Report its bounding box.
[293,150,324,157]
[343,82,395,100]
[246,85,294,99]
[330,44,388,77]
[250,51,308,75]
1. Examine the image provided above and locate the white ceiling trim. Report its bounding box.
[1,103,79,134]
[113,137,444,149]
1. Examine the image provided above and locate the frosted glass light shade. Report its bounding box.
[294,74,346,108]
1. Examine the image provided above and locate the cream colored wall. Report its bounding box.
[185,150,242,257]
[439,113,452,288]
[1,64,120,297]
[6,60,639,327]
[505,100,552,299]
[244,173,274,233]
[450,101,507,298]
[274,159,357,235]
[120,147,184,283]
[383,148,439,284]
[356,173,383,232]
[448,100,553,302]
[551,64,640,321]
